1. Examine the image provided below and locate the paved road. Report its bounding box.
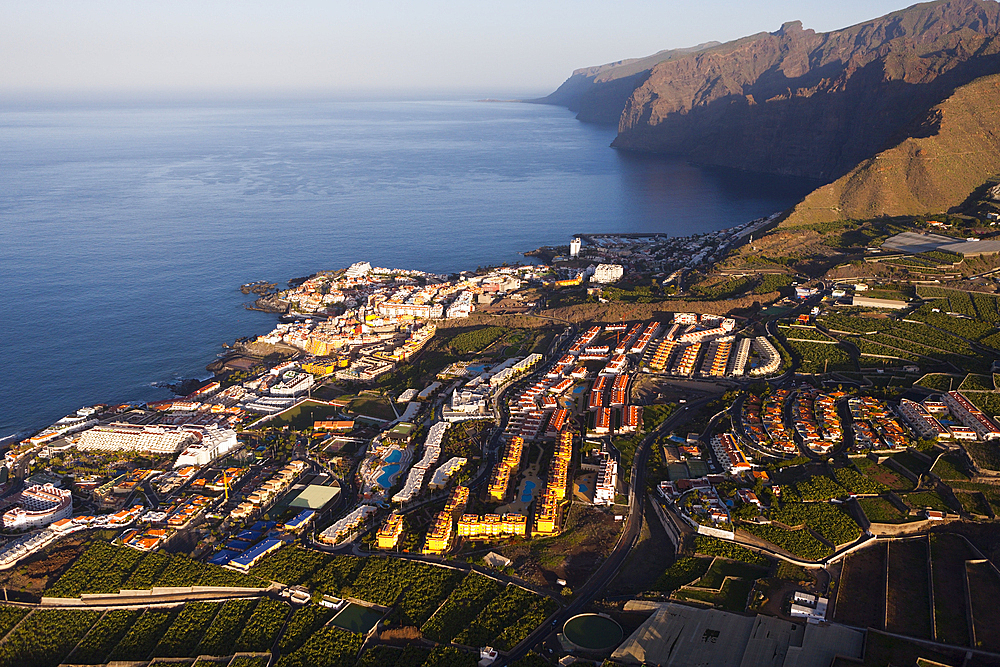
[498,397,712,665]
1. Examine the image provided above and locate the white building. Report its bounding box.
[344,261,372,280]
[944,391,1000,440]
[270,371,315,397]
[77,423,198,454]
[749,337,781,376]
[174,426,241,468]
[594,452,618,506]
[2,484,73,530]
[591,264,624,284]
[428,457,467,489]
[570,237,582,257]
[897,399,950,440]
[393,422,449,502]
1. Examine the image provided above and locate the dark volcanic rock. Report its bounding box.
[542,0,1000,182]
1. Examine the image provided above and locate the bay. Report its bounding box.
[0,97,816,438]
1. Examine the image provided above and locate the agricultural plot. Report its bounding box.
[854,458,914,492]
[963,439,1000,471]
[275,626,363,667]
[885,539,932,639]
[858,497,909,523]
[107,609,178,661]
[674,558,766,611]
[420,573,504,643]
[930,534,973,646]
[196,599,258,657]
[782,474,849,502]
[0,606,28,640]
[153,602,221,657]
[832,466,888,495]
[834,541,887,629]
[967,560,1000,652]
[901,490,952,513]
[778,326,838,342]
[931,454,971,481]
[768,502,862,547]
[44,541,143,597]
[46,543,265,598]
[740,523,832,561]
[0,608,100,667]
[234,598,289,652]
[915,373,962,392]
[651,557,712,593]
[673,577,757,613]
[454,585,556,650]
[68,609,142,664]
[391,566,465,627]
[278,605,335,653]
[693,536,769,566]
[783,339,855,373]
[949,482,1000,516]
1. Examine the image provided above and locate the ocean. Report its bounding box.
[0,97,817,439]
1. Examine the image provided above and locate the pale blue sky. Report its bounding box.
[2,0,921,97]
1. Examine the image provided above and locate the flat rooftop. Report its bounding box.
[289,484,340,510]
[612,602,864,667]
[881,231,1000,257]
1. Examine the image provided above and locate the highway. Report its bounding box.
[499,397,712,665]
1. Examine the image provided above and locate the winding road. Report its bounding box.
[498,397,712,665]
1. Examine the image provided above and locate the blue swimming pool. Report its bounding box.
[377,464,401,489]
[385,449,402,464]
[578,482,589,493]
[467,364,489,375]
[521,479,536,503]
[572,385,586,394]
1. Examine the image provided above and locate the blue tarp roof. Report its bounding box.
[251,520,277,531]
[284,509,315,530]
[224,539,252,551]
[230,538,283,568]
[236,529,263,541]
[208,549,241,565]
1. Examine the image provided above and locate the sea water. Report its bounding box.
[0,97,817,437]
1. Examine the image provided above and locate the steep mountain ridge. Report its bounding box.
[542,0,1000,183]
[781,72,1000,225]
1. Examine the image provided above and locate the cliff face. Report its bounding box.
[781,72,1000,226]
[531,42,720,123]
[544,0,1000,181]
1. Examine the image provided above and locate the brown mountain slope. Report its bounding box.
[781,72,1000,226]
[542,0,1000,181]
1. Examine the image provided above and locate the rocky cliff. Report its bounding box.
[781,72,1000,225]
[543,0,1000,182]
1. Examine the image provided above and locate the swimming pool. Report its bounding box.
[521,479,536,503]
[385,449,402,464]
[578,482,589,493]
[572,385,586,394]
[376,464,401,489]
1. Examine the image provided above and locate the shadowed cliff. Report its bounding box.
[541,0,1000,183]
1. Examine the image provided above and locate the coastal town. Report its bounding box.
[4,215,1000,667]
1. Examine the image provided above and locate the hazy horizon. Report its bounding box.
[3,0,924,99]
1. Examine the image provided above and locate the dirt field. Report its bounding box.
[967,560,1000,652]
[0,535,91,600]
[605,498,677,597]
[930,533,974,646]
[497,504,620,590]
[834,541,886,629]
[885,538,932,639]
